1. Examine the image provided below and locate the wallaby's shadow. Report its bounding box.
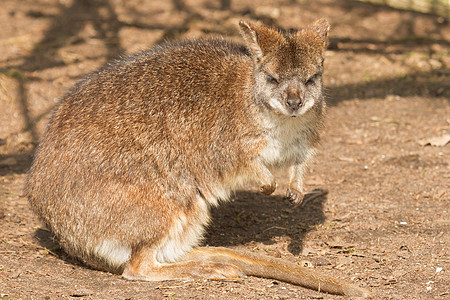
[205,189,327,255]
[34,228,61,253]
[33,228,87,269]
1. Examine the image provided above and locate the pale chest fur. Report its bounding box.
[258,114,318,168]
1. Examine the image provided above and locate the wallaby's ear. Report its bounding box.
[306,18,330,43]
[239,20,263,59]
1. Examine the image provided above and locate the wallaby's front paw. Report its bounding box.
[260,182,277,195]
[286,188,304,205]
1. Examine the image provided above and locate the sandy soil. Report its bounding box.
[0,0,449,299]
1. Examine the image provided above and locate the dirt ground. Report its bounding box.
[0,0,449,299]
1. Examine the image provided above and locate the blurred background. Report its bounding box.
[0,1,448,299]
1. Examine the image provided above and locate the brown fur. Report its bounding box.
[26,19,370,297]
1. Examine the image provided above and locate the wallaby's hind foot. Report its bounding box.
[122,247,245,282]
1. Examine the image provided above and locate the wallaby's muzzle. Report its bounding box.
[286,97,303,111]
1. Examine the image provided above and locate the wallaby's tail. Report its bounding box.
[187,247,371,297]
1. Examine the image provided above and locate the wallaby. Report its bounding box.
[26,19,370,297]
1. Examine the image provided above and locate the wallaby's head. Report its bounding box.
[239,19,330,118]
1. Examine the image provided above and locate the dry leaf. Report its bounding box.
[418,134,450,147]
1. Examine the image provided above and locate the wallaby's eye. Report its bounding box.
[306,73,321,85]
[266,74,279,85]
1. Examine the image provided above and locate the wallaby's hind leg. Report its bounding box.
[122,246,245,281]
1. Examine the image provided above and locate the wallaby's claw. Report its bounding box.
[286,188,304,206]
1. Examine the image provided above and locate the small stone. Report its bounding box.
[315,257,332,266]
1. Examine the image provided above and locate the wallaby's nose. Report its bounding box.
[286,97,303,111]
